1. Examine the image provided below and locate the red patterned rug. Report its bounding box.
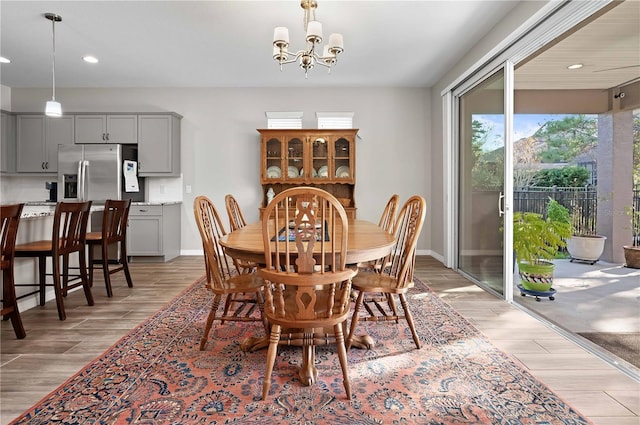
[10,277,592,424]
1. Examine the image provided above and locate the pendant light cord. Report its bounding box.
[51,17,56,101]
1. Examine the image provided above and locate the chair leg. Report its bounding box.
[256,291,269,334]
[346,290,364,350]
[220,294,233,324]
[387,293,399,323]
[101,242,113,298]
[334,323,351,400]
[78,247,94,307]
[120,242,133,288]
[88,243,95,288]
[62,254,69,297]
[200,293,222,350]
[2,268,26,339]
[51,256,67,321]
[399,293,420,349]
[38,256,47,306]
[262,324,281,400]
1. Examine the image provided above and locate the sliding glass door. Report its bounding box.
[457,68,511,296]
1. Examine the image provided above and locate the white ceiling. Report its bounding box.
[516,0,640,90]
[0,1,638,91]
[1,0,520,88]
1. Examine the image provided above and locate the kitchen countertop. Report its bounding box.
[20,201,181,219]
[25,201,182,206]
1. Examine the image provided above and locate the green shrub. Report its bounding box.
[533,166,590,187]
[513,198,572,264]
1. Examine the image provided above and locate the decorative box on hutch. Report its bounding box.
[258,128,358,219]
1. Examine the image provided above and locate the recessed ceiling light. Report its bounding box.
[0,56,10,64]
[82,56,99,64]
[567,63,583,70]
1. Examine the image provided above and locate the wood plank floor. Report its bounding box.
[1,256,638,424]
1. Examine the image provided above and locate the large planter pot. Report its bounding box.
[623,245,640,268]
[517,260,555,292]
[567,235,607,264]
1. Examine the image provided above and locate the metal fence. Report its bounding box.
[514,186,597,235]
[514,185,640,243]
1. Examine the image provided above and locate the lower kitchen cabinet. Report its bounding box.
[127,203,181,262]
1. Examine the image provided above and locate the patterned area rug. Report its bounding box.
[10,277,592,424]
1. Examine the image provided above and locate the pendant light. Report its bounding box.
[44,13,62,117]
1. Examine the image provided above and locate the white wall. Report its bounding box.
[10,87,431,254]
[429,1,551,259]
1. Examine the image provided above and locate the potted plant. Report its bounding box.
[513,198,572,292]
[623,206,640,268]
[566,205,606,265]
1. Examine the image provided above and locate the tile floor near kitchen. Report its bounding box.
[0,256,638,425]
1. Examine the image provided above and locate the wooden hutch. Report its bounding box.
[258,129,358,219]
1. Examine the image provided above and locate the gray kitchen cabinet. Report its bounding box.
[127,203,180,262]
[75,114,138,144]
[1,111,16,173]
[138,114,181,176]
[16,114,74,173]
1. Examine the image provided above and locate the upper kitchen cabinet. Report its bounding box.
[74,114,138,144]
[16,114,74,173]
[138,114,182,177]
[1,111,16,173]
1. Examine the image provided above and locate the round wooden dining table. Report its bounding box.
[219,219,395,380]
[220,219,395,266]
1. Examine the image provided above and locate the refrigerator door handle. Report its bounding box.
[82,160,90,201]
[77,160,84,201]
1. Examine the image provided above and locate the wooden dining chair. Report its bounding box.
[378,194,400,234]
[347,195,426,350]
[85,199,133,297]
[358,194,399,272]
[224,194,259,274]
[193,195,268,351]
[259,187,356,400]
[15,201,94,321]
[225,194,248,232]
[1,203,26,339]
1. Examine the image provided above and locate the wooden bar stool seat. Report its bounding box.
[86,199,133,297]
[14,201,94,321]
[1,203,26,339]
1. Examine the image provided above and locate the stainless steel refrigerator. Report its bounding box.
[57,144,144,204]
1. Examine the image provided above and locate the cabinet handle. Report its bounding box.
[106,132,109,141]
[102,133,106,141]
[139,209,148,212]
[45,162,48,169]
[41,162,45,170]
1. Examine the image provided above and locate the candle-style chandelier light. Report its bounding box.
[272,0,344,78]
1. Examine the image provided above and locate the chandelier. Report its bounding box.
[272,0,344,78]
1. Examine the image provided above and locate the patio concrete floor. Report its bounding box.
[514,259,640,335]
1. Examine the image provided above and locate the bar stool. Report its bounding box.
[85,199,133,297]
[1,203,26,339]
[15,201,94,321]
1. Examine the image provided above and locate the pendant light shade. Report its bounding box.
[44,13,62,117]
[45,100,62,117]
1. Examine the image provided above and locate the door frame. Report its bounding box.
[441,0,615,300]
